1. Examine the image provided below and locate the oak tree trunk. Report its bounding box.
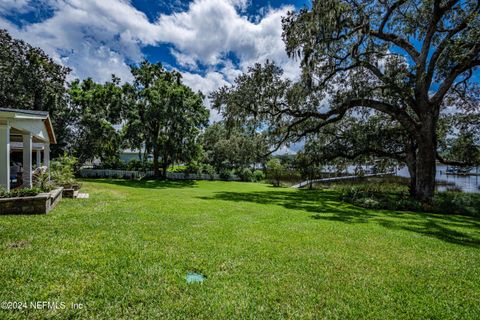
[153,147,160,178]
[405,142,417,197]
[162,161,168,180]
[406,160,417,197]
[414,115,437,202]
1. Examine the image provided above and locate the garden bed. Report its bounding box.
[0,187,63,215]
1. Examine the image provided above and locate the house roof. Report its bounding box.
[0,107,50,117]
[121,148,146,154]
[0,107,56,144]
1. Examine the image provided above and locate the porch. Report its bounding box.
[0,108,56,191]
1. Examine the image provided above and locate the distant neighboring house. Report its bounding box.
[119,149,153,163]
[86,149,153,168]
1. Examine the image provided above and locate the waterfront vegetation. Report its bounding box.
[1,180,479,319]
[323,177,480,217]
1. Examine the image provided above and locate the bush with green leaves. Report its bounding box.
[185,162,202,174]
[253,170,265,182]
[237,168,254,182]
[0,186,8,198]
[219,169,234,180]
[168,165,187,173]
[126,159,142,171]
[202,164,216,179]
[51,154,78,187]
[331,180,479,216]
[433,192,480,216]
[34,171,56,192]
[0,187,42,198]
[99,159,126,170]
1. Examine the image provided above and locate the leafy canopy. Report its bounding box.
[123,61,209,177]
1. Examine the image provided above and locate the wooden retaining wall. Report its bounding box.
[0,187,63,215]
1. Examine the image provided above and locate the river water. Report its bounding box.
[332,164,480,193]
[396,164,480,193]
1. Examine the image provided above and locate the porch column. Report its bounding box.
[44,142,50,178]
[0,124,10,191]
[22,134,32,188]
[36,150,41,167]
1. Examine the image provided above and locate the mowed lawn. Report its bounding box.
[1,180,480,319]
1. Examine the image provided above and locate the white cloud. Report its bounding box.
[0,0,301,119]
[181,70,231,122]
[0,0,31,13]
[158,0,300,117]
[155,0,298,75]
[0,0,162,82]
[273,145,298,156]
[171,49,198,70]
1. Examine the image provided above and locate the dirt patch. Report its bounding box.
[7,240,30,249]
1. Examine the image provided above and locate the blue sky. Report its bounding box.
[0,0,307,92]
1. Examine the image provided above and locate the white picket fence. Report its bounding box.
[79,169,240,181]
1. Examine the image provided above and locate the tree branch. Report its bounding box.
[359,61,416,109]
[348,99,418,132]
[432,58,480,104]
[379,0,407,33]
[425,1,479,87]
[369,30,420,62]
[437,153,476,167]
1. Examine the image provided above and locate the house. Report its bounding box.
[119,148,153,163]
[0,108,56,191]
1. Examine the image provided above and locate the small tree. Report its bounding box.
[295,152,323,189]
[266,158,285,187]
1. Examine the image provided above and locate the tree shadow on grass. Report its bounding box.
[199,189,480,248]
[81,178,197,189]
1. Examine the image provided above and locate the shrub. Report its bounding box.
[51,154,78,187]
[0,186,8,198]
[202,164,216,179]
[0,187,42,198]
[433,192,480,216]
[34,171,56,192]
[185,162,201,174]
[333,179,479,217]
[219,169,234,180]
[126,159,144,171]
[238,168,254,182]
[253,170,265,182]
[169,165,188,173]
[101,159,126,170]
[355,197,382,209]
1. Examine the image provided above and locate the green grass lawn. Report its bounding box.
[1,180,479,319]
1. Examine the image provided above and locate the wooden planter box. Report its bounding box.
[0,187,63,215]
[63,188,75,198]
[62,183,81,198]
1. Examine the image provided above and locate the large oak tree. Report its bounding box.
[213,0,480,202]
[123,62,209,178]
